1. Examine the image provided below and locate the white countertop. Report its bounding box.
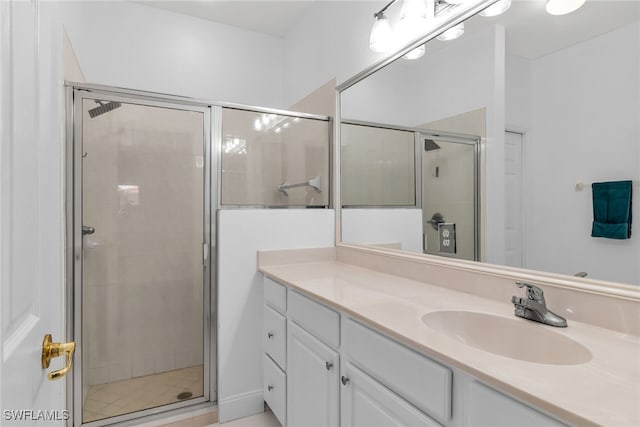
[259,260,640,427]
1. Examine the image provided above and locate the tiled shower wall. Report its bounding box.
[82,102,205,386]
[341,123,416,207]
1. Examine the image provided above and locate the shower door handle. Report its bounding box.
[42,334,76,380]
[427,212,445,230]
[82,225,95,235]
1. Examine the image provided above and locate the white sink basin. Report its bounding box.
[421,310,592,365]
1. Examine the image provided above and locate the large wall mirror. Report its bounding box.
[338,0,639,286]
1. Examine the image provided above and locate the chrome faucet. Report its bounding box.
[511,282,567,327]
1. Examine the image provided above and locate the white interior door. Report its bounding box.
[1,1,67,425]
[504,131,524,268]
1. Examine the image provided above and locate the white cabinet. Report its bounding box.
[287,322,339,427]
[341,362,443,427]
[263,354,287,426]
[288,290,340,348]
[263,305,286,369]
[467,382,566,427]
[263,277,287,426]
[262,275,567,427]
[344,319,452,424]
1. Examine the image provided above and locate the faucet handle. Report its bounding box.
[515,282,545,303]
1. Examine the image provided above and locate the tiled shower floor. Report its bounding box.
[83,365,204,423]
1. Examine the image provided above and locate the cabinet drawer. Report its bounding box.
[344,319,452,424]
[264,305,286,370]
[288,290,340,348]
[263,354,286,426]
[467,382,566,427]
[265,277,287,314]
[341,363,442,427]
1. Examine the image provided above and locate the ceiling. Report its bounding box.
[136,0,317,37]
[136,1,639,58]
[465,0,640,59]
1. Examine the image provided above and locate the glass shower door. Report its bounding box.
[421,136,479,261]
[76,96,210,425]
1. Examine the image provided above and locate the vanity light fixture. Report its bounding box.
[368,0,474,59]
[479,0,511,17]
[370,12,394,53]
[400,0,430,21]
[545,0,586,15]
[404,44,426,59]
[368,0,436,59]
[436,22,464,41]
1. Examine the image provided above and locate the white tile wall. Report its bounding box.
[341,124,416,207]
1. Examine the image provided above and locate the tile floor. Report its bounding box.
[205,412,279,427]
[83,365,204,422]
[157,410,278,427]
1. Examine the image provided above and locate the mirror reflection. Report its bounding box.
[340,0,639,285]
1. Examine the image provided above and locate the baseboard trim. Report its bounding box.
[218,389,264,423]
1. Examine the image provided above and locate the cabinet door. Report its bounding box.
[287,321,339,427]
[341,363,442,427]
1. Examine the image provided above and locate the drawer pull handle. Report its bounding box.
[341,376,349,386]
[267,385,274,392]
[267,332,274,339]
[325,362,333,371]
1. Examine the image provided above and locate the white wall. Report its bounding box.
[505,53,532,130]
[217,209,334,422]
[282,0,490,107]
[283,1,381,107]
[62,1,285,107]
[342,209,423,252]
[523,22,640,284]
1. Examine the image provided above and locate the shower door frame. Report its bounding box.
[66,84,217,427]
[417,131,481,262]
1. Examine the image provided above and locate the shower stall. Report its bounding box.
[69,87,214,426]
[67,83,331,426]
[340,120,480,260]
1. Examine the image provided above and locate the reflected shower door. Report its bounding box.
[422,137,478,261]
[78,97,209,424]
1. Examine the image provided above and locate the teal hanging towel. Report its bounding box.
[591,180,633,239]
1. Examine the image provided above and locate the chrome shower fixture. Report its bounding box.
[424,138,441,151]
[278,176,322,196]
[88,100,122,118]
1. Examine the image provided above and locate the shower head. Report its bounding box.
[424,139,441,152]
[88,100,122,118]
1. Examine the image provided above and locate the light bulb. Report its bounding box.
[400,0,429,20]
[403,45,425,60]
[369,13,394,53]
[436,22,464,41]
[546,0,586,15]
[479,0,511,17]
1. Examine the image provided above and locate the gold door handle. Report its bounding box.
[42,334,75,381]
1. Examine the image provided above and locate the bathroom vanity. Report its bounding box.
[258,247,640,427]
